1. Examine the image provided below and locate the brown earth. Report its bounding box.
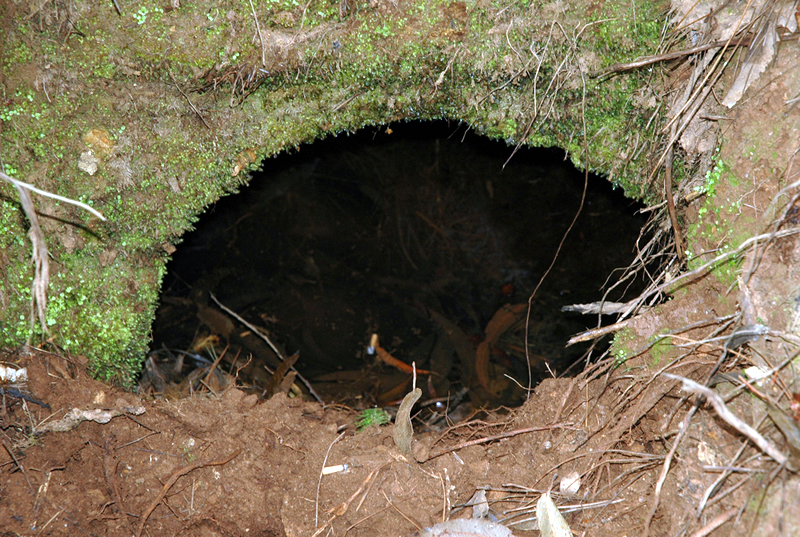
[0,279,787,537]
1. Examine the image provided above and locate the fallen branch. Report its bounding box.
[566,320,630,346]
[562,300,647,315]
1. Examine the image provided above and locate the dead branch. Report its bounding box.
[2,441,34,493]
[168,70,210,129]
[315,431,345,527]
[561,300,649,315]
[688,508,737,537]
[566,320,630,346]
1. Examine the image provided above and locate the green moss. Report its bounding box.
[684,157,749,287]
[0,0,675,385]
[649,331,673,366]
[610,327,637,368]
[42,258,164,386]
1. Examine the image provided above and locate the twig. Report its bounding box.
[638,228,800,304]
[0,171,107,221]
[34,508,63,537]
[247,0,266,66]
[688,508,737,537]
[664,374,788,465]
[315,431,345,527]
[382,489,422,531]
[167,70,210,129]
[591,37,753,77]
[566,320,630,346]
[202,343,228,387]
[562,300,648,315]
[664,130,685,260]
[426,424,573,461]
[2,442,34,493]
[135,448,242,537]
[312,463,389,537]
[209,292,323,403]
[643,401,698,537]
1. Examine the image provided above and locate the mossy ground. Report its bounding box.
[1,0,669,383]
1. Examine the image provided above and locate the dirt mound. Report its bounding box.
[1,331,772,537]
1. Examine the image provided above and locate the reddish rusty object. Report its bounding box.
[791,392,800,423]
[475,303,527,390]
[373,343,433,375]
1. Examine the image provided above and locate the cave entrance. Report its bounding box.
[147,121,647,415]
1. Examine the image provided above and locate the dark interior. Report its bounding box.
[146,120,647,412]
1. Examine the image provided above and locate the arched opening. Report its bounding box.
[146,121,647,414]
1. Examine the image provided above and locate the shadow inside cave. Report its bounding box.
[146,120,648,415]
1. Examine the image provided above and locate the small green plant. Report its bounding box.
[180,438,197,462]
[649,332,673,366]
[611,327,637,369]
[355,408,391,431]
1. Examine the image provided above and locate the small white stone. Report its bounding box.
[78,150,99,175]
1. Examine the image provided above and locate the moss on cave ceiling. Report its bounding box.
[0,0,670,384]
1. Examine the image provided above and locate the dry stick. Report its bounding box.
[2,442,34,493]
[209,292,323,403]
[312,463,389,537]
[315,431,345,528]
[643,402,698,537]
[168,70,210,129]
[644,7,752,185]
[247,0,266,66]
[135,448,242,537]
[567,319,630,346]
[591,37,753,77]
[664,128,684,261]
[425,424,572,461]
[664,374,788,465]
[629,228,800,309]
[688,508,737,537]
[382,489,423,532]
[202,344,229,388]
[34,508,64,537]
[664,0,752,135]
[343,506,392,536]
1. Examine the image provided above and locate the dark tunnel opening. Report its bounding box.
[146,121,648,414]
